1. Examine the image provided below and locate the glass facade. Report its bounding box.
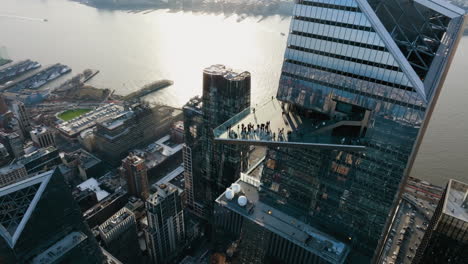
[214,0,466,262]
[183,65,251,218]
[0,169,104,263]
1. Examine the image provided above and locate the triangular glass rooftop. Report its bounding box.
[368,0,464,81]
[0,170,53,248]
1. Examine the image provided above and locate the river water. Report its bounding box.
[1,0,467,186]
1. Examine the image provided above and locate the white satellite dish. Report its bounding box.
[238,195,248,207]
[225,189,235,200]
[231,183,241,194]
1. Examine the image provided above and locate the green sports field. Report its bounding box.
[58,108,91,121]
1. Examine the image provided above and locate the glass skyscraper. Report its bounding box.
[183,65,251,219]
[214,0,466,262]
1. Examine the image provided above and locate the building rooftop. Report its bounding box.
[133,135,183,170]
[147,183,181,206]
[101,246,123,264]
[0,170,54,248]
[0,163,25,175]
[98,111,134,130]
[154,164,184,189]
[16,146,57,165]
[214,98,367,151]
[77,178,110,201]
[0,143,8,157]
[0,131,20,139]
[216,179,350,264]
[57,103,125,137]
[123,154,145,166]
[23,145,38,155]
[63,148,101,170]
[184,96,203,113]
[32,231,87,264]
[204,64,250,81]
[99,207,135,238]
[443,179,468,222]
[30,125,51,136]
[99,171,123,193]
[169,167,185,190]
[172,120,184,132]
[83,189,126,220]
[72,186,97,201]
[126,196,145,211]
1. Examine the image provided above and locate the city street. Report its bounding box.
[382,187,438,264]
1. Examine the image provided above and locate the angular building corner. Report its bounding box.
[0,168,104,263]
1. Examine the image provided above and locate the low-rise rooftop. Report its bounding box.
[216,179,350,264]
[83,189,127,220]
[64,148,101,170]
[443,179,468,222]
[133,135,183,170]
[98,111,134,130]
[32,231,87,264]
[57,103,124,137]
[77,178,109,201]
[0,163,25,175]
[101,246,123,264]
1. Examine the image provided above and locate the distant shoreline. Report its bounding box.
[71,0,295,17]
[71,0,165,10]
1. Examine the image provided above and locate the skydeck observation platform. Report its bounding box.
[214,98,368,151]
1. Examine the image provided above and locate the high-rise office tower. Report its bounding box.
[145,183,185,264]
[0,131,24,158]
[182,96,206,217]
[0,169,104,263]
[0,94,8,115]
[213,1,466,262]
[98,207,141,264]
[15,146,62,175]
[120,154,150,200]
[0,143,9,166]
[183,65,251,218]
[12,101,32,139]
[412,179,468,264]
[30,126,56,148]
